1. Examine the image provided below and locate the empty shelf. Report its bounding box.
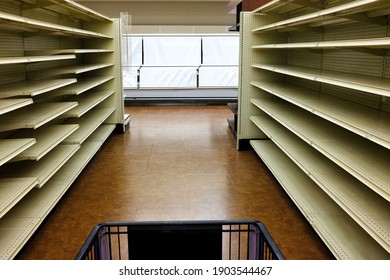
[252,0,390,33]
[0,99,33,115]
[250,139,390,259]
[0,79,77,98]
[252,0,299,14]
[0,139,36,166]
[251,81,390,149]
[51,76,114,95]
[253,37,390,50]
[44,0,113,22]
[63,107,115,144]
[25,49,113,55]
[10,124,79,161]
[0,178,38,218]
[252,64,390,97]
[87,124,115,142]
[0,102,78,131]
[27,63,114,79]
[251,97,390,201]
[0,144,80,187]
[252,0,324,15]
[0,54,75,65]
[251,115,390,254]
[63,89,115,118]
[0,10,112,38]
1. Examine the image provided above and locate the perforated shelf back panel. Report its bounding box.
[238,12,287,148]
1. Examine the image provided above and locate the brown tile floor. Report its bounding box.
[16,105,334,260]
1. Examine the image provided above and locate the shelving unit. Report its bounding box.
[0,0,124,259]
[238,0,390,259]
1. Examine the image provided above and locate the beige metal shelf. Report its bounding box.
[25,49,114,56]
[252,0,390,33]
[0,178,38,219]
[10,124,79,161]
[0,10,112,38]
[0,99,33,115]
[0,54,75,65]
[253,37,390,50]
[250,139,390,259]
[43,0,113,22]
[251,81,390,149]
[251,115,390,254]
[87,124,116,142]
[51,76,114,95]
[25,49,113,55]
[0,141,101,260]
[27,63,114,80]
[252,64,390,97]
[252,0,300,14]
[62,89,115,118]
[0,144,80,188]
[252,0,325,15]
[0,139,36,166]
[0,102,78,131]
[63,107,115,144]
[0,79,77,98]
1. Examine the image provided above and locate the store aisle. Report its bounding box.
[16,105,334,260]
